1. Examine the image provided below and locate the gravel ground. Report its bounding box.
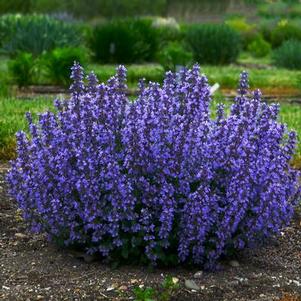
[0,163,301,301]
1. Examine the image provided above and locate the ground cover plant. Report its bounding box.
[7,63,301,270]
[0,14,82,57]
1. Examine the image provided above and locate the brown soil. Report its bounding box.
[0,164,301,301]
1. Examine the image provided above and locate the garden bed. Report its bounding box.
[14,85,301,105]
[0,164,301,301]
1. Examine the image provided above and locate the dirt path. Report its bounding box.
[0,164,301,301]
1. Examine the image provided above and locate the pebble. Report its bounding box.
[234,277,248,283]
[118,285,128,291]
[229,260,240,267]
[293,280,301,286]
[15,233,27,239]
[36,295,44,300]
[193,271,203,279]
[184,279,200,291]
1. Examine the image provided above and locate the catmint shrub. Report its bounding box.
[7,63,301,269]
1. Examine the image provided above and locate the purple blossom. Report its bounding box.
[7,63,301,269]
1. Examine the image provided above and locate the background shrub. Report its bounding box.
[272,39,301,69]
[91,18,158,63]
[151,17,182,47]
[157,42,192,71]
[270,20,301,48]
[7,64,301,269]
[0,14,82,57]
[185,24,241,65]
[42,47,89,86]
[8,52,36,87]
[0,14,18,49]
[225,17,259,49]
[247,36,271,57]
[257,1,289,18]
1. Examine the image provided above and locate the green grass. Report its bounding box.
[238,52,272,66]
[0,97,53,160]
[279,102,301,167]
[202,65,301,90]
[0,96,300,168]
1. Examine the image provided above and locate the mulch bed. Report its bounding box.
[0,163,301,301]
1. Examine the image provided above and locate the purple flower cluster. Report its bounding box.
[7,63,301,268]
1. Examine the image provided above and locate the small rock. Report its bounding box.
[228,280,240,286]
[15,233,27,239]
[193,271,203,279]
[36,295,44,300]
[293,280,301,287]
[2,286,10,290]
[259,294,265,298]
[118,285,128,291]
[229,260,240,267]
[172,277,179,284]
[234,276,248,283]
[185,279,200,291]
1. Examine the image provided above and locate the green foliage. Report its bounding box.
[0,14,82,57]
[270,20,301,48]
[0,0,166,19]
[8,52,36,87]
[247,36,271,57]
[42,47,89,86]
[151,17,182,46]
[0,14,18,49]
[91,18,159,63]
[133,287,156,301]
[272,39,301,70]
[133,276,179,301]
[259,18,278,43]
[186,23,241,65]
[225,17,259,49]
[157,42,192,71]
[0,0,32,14]
[257,1,301,18]
[258,1,289,18]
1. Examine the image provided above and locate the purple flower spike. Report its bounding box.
[7,64,301,269]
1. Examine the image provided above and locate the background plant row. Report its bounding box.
[3,13,301,87]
